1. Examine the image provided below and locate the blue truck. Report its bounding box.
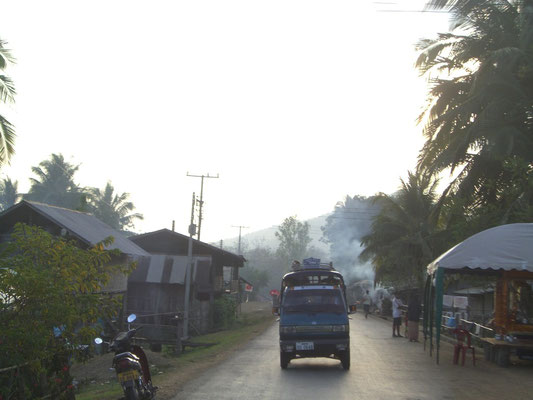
[273,258,356,370]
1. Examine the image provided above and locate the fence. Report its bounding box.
[441,314,494,345]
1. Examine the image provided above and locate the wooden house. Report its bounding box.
[128,229,245,341]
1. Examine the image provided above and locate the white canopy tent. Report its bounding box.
[428,223,533,275]
[424,223,533,363]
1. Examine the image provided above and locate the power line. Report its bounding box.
[377,9,449,13]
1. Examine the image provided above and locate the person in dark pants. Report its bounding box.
[407,294,422,342]
[391,292,404,337]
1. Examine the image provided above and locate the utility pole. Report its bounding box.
[232,225,249,255]
[183,192,196,340]
[232,225,248,316]
[186,172,219,241]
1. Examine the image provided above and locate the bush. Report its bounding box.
[213,295,237,330]
[0,223,132,399]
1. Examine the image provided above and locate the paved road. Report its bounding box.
[173,312,533,400]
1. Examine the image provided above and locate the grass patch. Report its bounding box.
[76,384,123,400]
[75,309,274,400]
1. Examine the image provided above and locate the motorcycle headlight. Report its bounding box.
[332,324,349,332]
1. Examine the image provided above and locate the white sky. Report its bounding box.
[1,0,449,243]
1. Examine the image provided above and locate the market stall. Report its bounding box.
[423,223,533,364]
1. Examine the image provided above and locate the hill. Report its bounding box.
[217,214,331,255]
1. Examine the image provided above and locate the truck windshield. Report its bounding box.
[282,289,346,313]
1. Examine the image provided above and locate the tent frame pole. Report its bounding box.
[429,272,434,356]
[423,274,431,351]
[434,267,444,364]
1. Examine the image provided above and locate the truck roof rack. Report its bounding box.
[300,263,334,271]
[291,258,334,271]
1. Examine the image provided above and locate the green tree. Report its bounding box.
[416,0,533,209]
[0,176,20,210]
[275,216,312,269]
[441,157,533,244]
[0,223,132,399]
[359,172,445,288]
[0,39,16,167]
[242,244,285,293]
[87,181,143,231]
[25,153,85,210]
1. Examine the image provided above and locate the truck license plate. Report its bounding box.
[117,370,139,383]
[296,342,314,351]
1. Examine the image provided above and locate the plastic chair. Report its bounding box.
[452,328,476,366]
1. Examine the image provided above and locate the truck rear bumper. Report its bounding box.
[280,338,349,358]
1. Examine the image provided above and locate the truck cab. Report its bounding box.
[275,258,355,370]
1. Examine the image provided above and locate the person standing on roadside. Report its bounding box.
[391,292,404,337]
[363,290,371,319]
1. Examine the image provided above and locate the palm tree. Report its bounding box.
[25,153,84,209]
[359,171,446,287]
[87,181,143,231]
[416,0,533,207]
[0,177,20,210]
[0,39,16,167]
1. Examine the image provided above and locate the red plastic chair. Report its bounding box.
[452,328,476,366]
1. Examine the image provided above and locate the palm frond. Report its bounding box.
[0,75,16,103]
[0,40,15,70]
[0,115,15,165]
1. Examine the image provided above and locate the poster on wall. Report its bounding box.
[443,295,454,307]
[453,296,468,309]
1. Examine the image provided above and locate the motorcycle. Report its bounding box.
[95,314,157,400]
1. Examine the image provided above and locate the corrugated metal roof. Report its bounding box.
[131,228,246,266]
[10,201,150,257]
[128,254,212,285]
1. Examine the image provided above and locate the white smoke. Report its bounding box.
[326,224,375,285]
[322,196,380,286]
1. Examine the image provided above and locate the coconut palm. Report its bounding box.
[416,0,533,207]
[0,177,20,210]
[0,39,16,167]
[25,153,84,209]
[359,171,446,287]
[87,181,143,231]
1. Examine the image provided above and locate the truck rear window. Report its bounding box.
[282,289,346,313]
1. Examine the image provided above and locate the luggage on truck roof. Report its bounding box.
[291,257,334,272]
[282,258,345,290]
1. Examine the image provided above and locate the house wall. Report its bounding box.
[127,282,184,322]
[191,296,212,333]
[127,281,214,335]
[103,254,132,293]
[467,293,494,323]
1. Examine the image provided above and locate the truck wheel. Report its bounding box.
[280,352,290,369]
[340,351,350,370]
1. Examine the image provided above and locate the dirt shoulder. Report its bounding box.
[72,302,275,400]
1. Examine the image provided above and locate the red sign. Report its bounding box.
[244,284,253,292]
[270,289,280,296]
